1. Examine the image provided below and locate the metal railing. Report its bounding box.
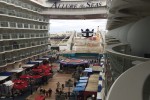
[0,47,50,67]
[0,42,48,53]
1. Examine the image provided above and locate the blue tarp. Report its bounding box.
[80,76,88,80]
[99,76,102,80]
[79,80,88,83]
[73,86,85,92]
[98,85,102,92]
[83,69,92,73]
[76,83,87,87]
[0,72,13,76]
[27,61,39,64]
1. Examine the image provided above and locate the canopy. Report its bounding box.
[13,83,28,90]
[0,76,9,81]
[20,75,32,79]
[32,68,43,73]
[32,75,42,79]
[13,79,28,84]
[3,80,14,86]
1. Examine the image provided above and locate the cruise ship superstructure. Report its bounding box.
[0,0,50,69]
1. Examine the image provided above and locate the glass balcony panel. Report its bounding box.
[25,34,30,38]
[0,8,7,14]
[18,1,22,6]
[36,34,39,37]
[3,34,10,39]
[24,3,28,9]
[40,25,43,29]
[30,24,34,29]
[17,23,23,28]
[10,22,16,28]
[5,45,13,51]
[11,34,18,39]
[13,44,19,49]
[40,34,43,37]
[21,3,26,8]
[0,46,4,52]
[0,21,9,27]
[35,25,38,29]
[31,34,35,37]
[10,0,16,4]
[8,10,16,16]
[0,60,6,66]
[6,58,14,63]
[19,34,24,38]
[6,0,11,3]
[31,42,35,46]
[24,23,28,28]
[20,43,25,48]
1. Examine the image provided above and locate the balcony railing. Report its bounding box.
[0,47,50,67]
[0,33,49,40]
[0,42,48,53]
[0,46,48,66]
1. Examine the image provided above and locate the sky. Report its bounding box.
[49,19,107,34]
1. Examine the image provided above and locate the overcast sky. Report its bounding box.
[49,19,107,33]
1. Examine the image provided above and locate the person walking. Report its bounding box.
[48,88,52,97]
[56,82,60,88]
[61,84,64,91]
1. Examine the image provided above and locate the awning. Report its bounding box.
[37,57,49,60]
[31,60,43,63]
[0,72,13,76]
[22,64,35,68]
[0,76,9,81]
[8,68,24,73]
[3,80,14,86]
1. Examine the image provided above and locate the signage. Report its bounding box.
[47,1,104,9]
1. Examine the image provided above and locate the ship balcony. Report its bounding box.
[105,41,150,99]
[0,41,49,53]
[0,47,50,67]
[0,33,48,41]
[0,0,42,14]
[0,21,48,30]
